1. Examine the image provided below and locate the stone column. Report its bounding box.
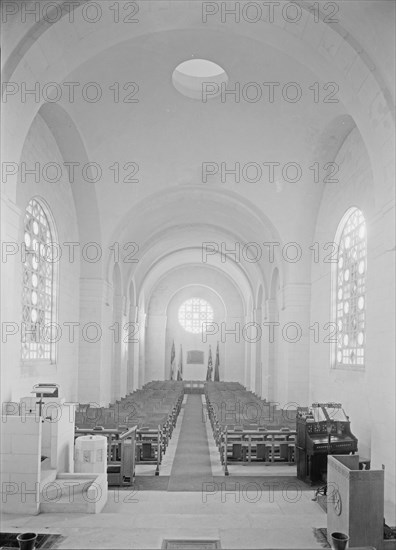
[138,308,146,388]
[263,298,278,401]
[244,314,251,390]
[78,278,112,406]
[112,293,123,402]
[145,313,168,382]
[223,314,244,383]
[277,283,311,407]
[254,307,263,397]
[127,304,138,392]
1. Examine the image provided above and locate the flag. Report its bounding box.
[177,344,183,381]
[170,340,176,380]
[214,341,220,381]
[206,345,213,381]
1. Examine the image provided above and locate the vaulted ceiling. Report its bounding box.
[2,0,395,306]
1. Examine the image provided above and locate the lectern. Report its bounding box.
[31,383,59,416]
[327,455,384,550]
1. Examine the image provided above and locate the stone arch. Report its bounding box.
[38,102,102,278]
[105,184,282,297]
[144,264,245,384]
[3,3,394,211]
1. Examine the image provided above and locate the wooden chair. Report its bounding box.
[256,441,270,461]
[232,442,243,460]
[254,429,270,461]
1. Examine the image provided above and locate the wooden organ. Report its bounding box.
[296,403,358,484]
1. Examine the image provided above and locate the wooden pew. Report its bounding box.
[135,426,162,475]
[75,381,184,481]
[223,428,297,465]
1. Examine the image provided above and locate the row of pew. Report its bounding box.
[74,381,184,485]
[205,382,297,475]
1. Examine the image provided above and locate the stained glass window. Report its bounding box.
[178,298,214,334]
[21,198,56,361]
[333,208,366,368]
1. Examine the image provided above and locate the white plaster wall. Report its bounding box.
[166,285,225,382]
[0,415,42,515]
[310,127,395,504]
[146,267,245,384]
[2,113,80,403]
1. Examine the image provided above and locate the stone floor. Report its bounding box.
[2,488,396,549]
[1,488,328,549]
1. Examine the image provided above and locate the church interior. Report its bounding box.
[1,1,395,548]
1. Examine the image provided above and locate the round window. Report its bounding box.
[178,298,214,333]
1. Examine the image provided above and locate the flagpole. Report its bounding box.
[170,340,176,381]
[206,345,213,381]
[214,340,220,382]
[177,344,183,381]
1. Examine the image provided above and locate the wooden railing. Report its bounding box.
[74,384,184,484]
[206,388,297,475]
[135,425,162,476]
[223,427,297,473]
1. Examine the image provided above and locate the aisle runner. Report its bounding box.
[168,394,213,491]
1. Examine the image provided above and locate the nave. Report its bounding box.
[1,0,395,548]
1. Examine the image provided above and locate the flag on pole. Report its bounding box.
[206,345,213,381]
[170,340,176,380]
[214,341,220,381]
[177,344,183,381]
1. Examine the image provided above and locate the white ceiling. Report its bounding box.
[4,0,395,302]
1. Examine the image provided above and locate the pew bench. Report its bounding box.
[224,428,297,465]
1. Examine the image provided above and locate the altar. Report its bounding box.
[184,363,206,380]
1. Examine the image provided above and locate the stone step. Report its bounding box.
[40,477,94,513]
[39,473,108,514]
[40,496,91,514]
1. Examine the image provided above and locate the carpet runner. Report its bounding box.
[167,395,213,491]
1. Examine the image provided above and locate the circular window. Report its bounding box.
[178,298,214,333]
[172,59,228,100]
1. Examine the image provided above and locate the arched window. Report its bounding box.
[178,298,214,334]
[21,198,57,362]
[332,208,366,368]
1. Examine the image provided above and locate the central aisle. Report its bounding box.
[168,394,213,491]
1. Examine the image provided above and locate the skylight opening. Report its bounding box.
[172,58,228,100]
